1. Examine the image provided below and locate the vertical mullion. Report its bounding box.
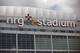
[34,34,36,53]
[67,36,69,53]
[66,27,69,53]
[16,33,18,53]
[51,35,53,53]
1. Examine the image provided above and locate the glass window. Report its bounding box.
[69,52,80,53]
[40,29,46,32]
[76,31,80,33]
[0,33,16,49]
[52,36,67,50]
[0,51,16,53]
[53,52,68,53]
[36,51,51,53]
[18,51,34,53]
[0,19,6,23]
[0,27,18,30]
[52,30,58,32]
[36,35,51,49]
[59,30,65,33]
[68,36,80,50]
[18,34,34,49]
[66,30,74,33]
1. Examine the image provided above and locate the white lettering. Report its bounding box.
[7,17,76,28]
[18,18,24,27]
[37,20,42,26]
[52,20,58,26]
[61,21,67,27]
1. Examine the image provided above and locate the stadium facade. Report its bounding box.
[0,6,80,53]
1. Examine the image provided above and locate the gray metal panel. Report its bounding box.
[0,6,79,29]
[6,6,14,16]
[14,7,22,17]
[22,7,29,17]
[28,7,37,17]
[36,8,43,18]
[0,6,6,16]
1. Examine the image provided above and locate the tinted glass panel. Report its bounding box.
[69,36,80,50]
[69,51,80,53]
[36,51,51,53]
[36,35,51,49]
[53,36,67,50]
[18,51,34,53]
[0,33,16,49]
[0,51,16,53]
[53,52,68,53]
[18,34,34,49]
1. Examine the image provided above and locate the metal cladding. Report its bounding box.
[0,6,77,19]
[0,6,79,28]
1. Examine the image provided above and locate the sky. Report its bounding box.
[0,0,80,19]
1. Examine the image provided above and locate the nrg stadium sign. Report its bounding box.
[7,14,76,28]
